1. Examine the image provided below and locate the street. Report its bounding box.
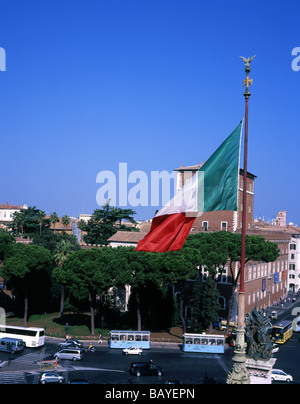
[1,297,300,384]
[0,341,232,384]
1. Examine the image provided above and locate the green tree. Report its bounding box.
[0,230,15,261]
[111,246,200,331]
[78,202,137,246]
[62,214,71,228]
[32,231,79,254]
[37,210,47,235]
[190,273,221,333]
[52,240,75,317]
[0,243,51,325]
[50,212,59,232]
[10,206,51,237]
[12,211,26,237]
[184,232,280,333]
[61,248,114,335]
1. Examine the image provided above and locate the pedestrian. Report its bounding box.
[98,333,103,344]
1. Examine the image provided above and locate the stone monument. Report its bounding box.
[245,305,277,384]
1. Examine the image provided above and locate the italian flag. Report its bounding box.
[136,121,243,252]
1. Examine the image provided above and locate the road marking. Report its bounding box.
[67,366,125,373]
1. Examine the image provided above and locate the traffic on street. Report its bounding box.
[1,295,300,384]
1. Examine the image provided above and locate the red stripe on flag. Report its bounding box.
[135,213,196,252]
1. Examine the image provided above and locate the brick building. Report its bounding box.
[175,165,255,232]
[175,163,290,321]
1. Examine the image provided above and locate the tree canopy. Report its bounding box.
[78,202,137,246]
[0,243,52,325]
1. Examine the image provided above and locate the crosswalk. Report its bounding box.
[13,352,45,364]
[0,371,28,384]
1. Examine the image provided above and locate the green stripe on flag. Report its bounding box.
[198,121,243,212]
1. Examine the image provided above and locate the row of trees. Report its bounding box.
[11,203,138,246]
[10,206,71,237]
[0,214,280,334]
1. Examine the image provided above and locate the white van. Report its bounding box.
[0,337,24,354]
[54,348,83,361]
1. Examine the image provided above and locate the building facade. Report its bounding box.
[0,202,28,229]
[288,234,300,293]
[242,229,290,314]
[174,164,293,321]
[175,165,256,232]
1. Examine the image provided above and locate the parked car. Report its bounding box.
[272,344,279,354]
[130,362,164,377]
[271,369,293,383]
[58,339,83,349]
[123,346,143,355]
[39,372,65,384]
[54,348,83,361]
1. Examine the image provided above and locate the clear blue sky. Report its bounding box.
[0,0,299,224]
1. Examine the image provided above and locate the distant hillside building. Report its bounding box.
[0,202,28,229]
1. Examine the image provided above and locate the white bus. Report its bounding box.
[0,325,45,348]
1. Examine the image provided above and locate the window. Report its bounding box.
[248,264,252,280]
[202,221,208,231]
[221,222,227,231]
[253,264,257,279]
[290,244,296,250]
[218,296,226,310]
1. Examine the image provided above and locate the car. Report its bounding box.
[271,369,293,383]
[39,372,65,384]
[123,346,143,355]
[272,344,279,354]
[58,339,83,349]
[54,348,83,361]
[130,362,164,377]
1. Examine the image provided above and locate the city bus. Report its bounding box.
[0,325,45,348]
[109,330,151,349]
[182,333,225,354]
[271,321,293,344]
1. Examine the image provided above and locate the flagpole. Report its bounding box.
[227,56,255,384]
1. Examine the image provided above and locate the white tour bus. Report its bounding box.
[0,325,45,348]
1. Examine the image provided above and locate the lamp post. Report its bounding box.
[227,56,256,384]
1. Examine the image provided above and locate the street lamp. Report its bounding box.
[227,56,256,384]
